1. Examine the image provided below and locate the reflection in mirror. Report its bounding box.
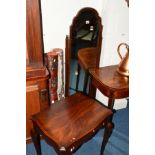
[65,7,103,96]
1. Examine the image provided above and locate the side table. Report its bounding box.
[89,65,129,151]
[89,65,129,110]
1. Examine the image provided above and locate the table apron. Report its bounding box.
[92,79,129,99]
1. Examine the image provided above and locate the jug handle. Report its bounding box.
[117,43,129,59]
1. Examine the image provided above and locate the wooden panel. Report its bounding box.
[38,80,49,111]
[26,84,40,140]
[26,0,50,143]
[26,43,29,65]
[26,67,49,143]
[26,0,44,66]
[26,66,49,81]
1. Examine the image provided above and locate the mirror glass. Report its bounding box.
[65,7,102,96]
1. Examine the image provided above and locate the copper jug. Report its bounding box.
[116,43,129,76]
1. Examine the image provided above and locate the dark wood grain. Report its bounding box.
[65,35,70,96]
[78,47,98,70]
[89,65,129,99]
[26,0,50,143]
[29,3,113,155]
[31,129,42,155]
[26,66,49,81]
[31,92,112,154]
[89,65,129,153]
[76,47,99,93]
[26,84,40,140]
[26,70,49,142]
[26,0,44,67]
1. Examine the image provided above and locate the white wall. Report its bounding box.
[100,0,129,66]
[41,0,129,109]
[41,0,103,53]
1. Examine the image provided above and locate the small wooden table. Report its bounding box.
[89,65,129,110]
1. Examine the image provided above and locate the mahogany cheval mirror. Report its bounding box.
[65,7,103,96]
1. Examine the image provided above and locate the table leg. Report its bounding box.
[100,106,115,155]
[108,98,114,109]
[83,71,89,94]
[107,98,115,123]
[100,98,115,154]
[31,127,42,155]
[100,121,113,155]
[88,77,96,99]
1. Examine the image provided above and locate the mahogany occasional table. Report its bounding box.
[89,65,129,153]
[89,65,129,110]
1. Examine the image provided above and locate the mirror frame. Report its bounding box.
[65,7,103,96]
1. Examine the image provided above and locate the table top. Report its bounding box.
[89,65,129,99]
[78,47,98,70]
[32,92,112,148]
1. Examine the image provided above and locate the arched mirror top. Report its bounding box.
[71,7,102,29]
[69,7,103,47]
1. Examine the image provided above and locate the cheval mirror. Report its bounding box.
[65,7,103,96]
